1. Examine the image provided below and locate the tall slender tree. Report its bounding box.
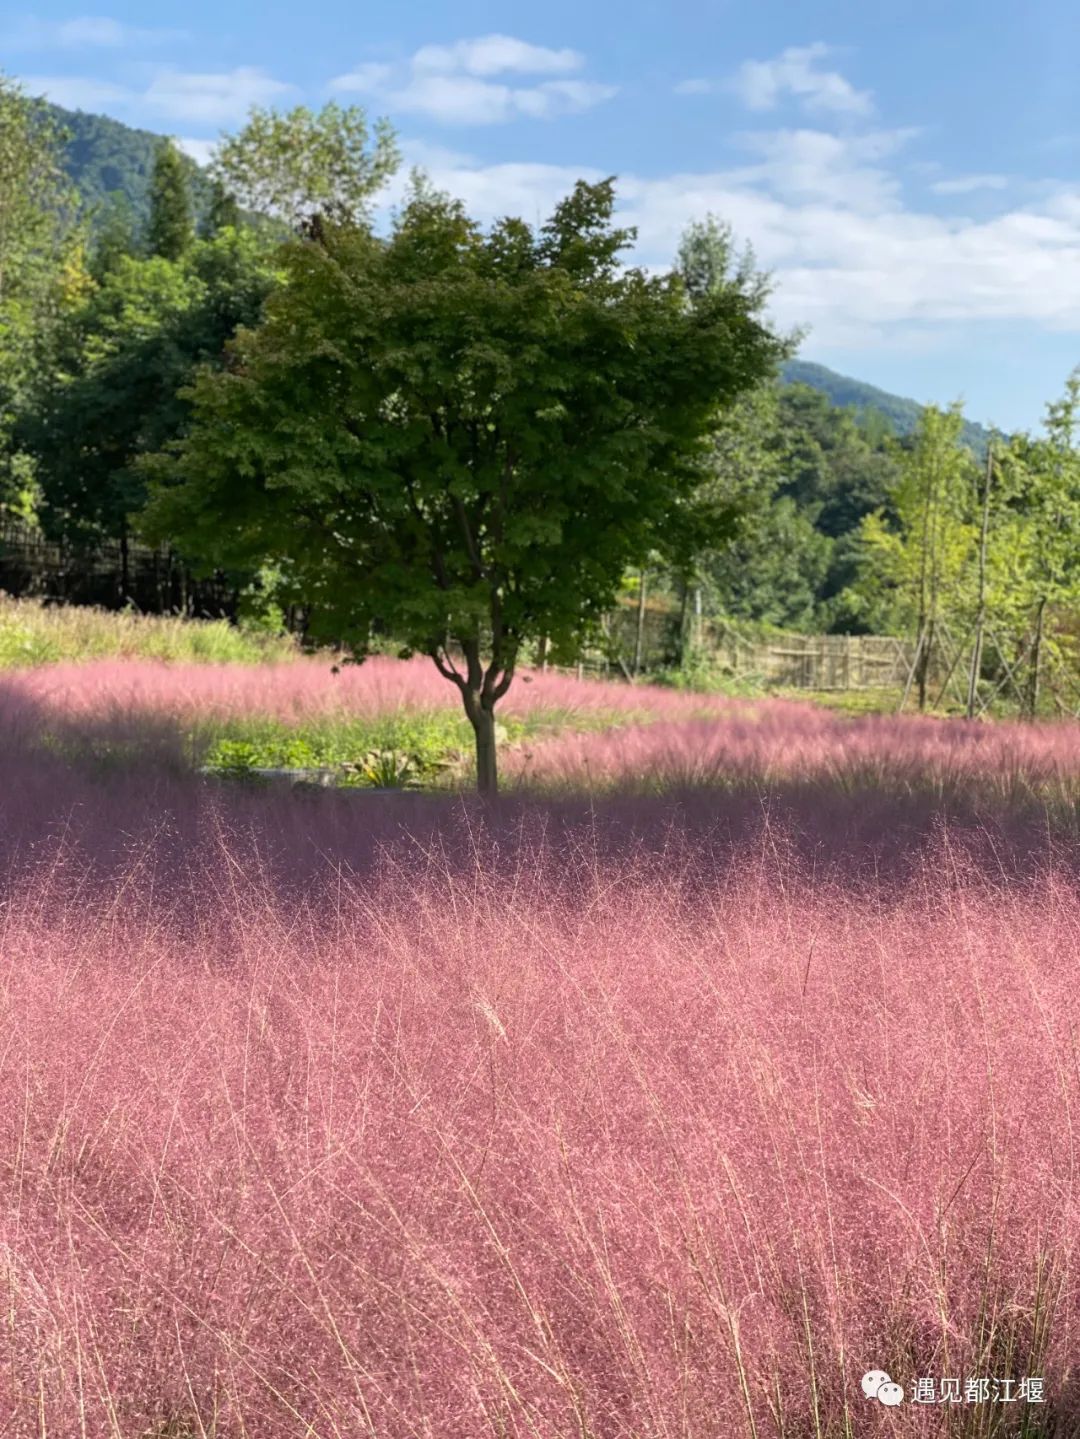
[966,436,995,717]
[1001,373,1080,716]
[853,404,977,709]
[147,139,194,262]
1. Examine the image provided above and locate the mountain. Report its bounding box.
[46,102,214,229]
[781,359,993,455]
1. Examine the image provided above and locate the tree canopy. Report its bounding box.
[25,228,280,572]
[208,102,400,231]
[140,176,789,789]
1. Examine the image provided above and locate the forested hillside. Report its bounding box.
[45,102,215,228]
[781,359,993,455]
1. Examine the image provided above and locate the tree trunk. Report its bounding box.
[1028,597,1047,719]
[917,616,934,711]
[633,567,648,677]
[967,442,994,718]
[467,699,498,795]
[536,634,548,672]
[677,579,690,666]
[119,522,130,606]
[899,626,926,713]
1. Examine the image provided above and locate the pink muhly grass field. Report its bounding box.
[2,655,734,725]
[1,818,1078,1438]
[503,708,1080,806]
[2,656,1078,811]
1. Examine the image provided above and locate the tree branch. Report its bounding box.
[451,493,487,581]
[401,471,452,591]
[460,636,484,700]
[430,643,466,691]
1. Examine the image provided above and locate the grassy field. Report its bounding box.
[1,611,1079,1436]
[0,592,301,666]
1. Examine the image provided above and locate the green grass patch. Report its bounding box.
[0,595,300,667]
[198,704,641,788]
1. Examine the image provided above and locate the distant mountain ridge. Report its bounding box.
[782,359,993,454]
[46,101,214,228]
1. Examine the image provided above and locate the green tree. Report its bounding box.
[139,178,788,791]
[0,73,81,519]
[771,385,901,629]
[774,385,899,541]
[24,229,280,593]
[147,138,194,261]
[664,217,795,648]
[659,376,898,634]
[995,375,1080,715]
[676,214,772,314]
[88,192,141,280]
[846,404,977,708]
[209,101,399,232]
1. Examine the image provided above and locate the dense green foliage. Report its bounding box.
[22,228,280,567]
[1,77,83,519]
[139,176,789,789]
[209,102,399,231]
[692,381,901,631]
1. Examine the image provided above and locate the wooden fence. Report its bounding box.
[600,606,921,691]
[0,520,237,617]
[704,629,916,690]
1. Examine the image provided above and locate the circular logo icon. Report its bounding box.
[861,1370,891,1400]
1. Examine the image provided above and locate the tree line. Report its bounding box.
[1,70,1077,789]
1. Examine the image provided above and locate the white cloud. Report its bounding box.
[2,15,184,49]
[385,130,1080,347]
[930,173,1009,195]
[19,73,133,109]
[329,34,614,125]
[732,126,920,211]
[731,43,873,117]
[331,62,395,91]
[411,35,582,78]
[673,78,714,96]
[142,67,296,124]
[21,64,294,125]
[398,136,480,170]
[175,136,216,166]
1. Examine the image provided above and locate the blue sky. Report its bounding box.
[7,0,1080,432]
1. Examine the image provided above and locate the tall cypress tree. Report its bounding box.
[147,139,193,261]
